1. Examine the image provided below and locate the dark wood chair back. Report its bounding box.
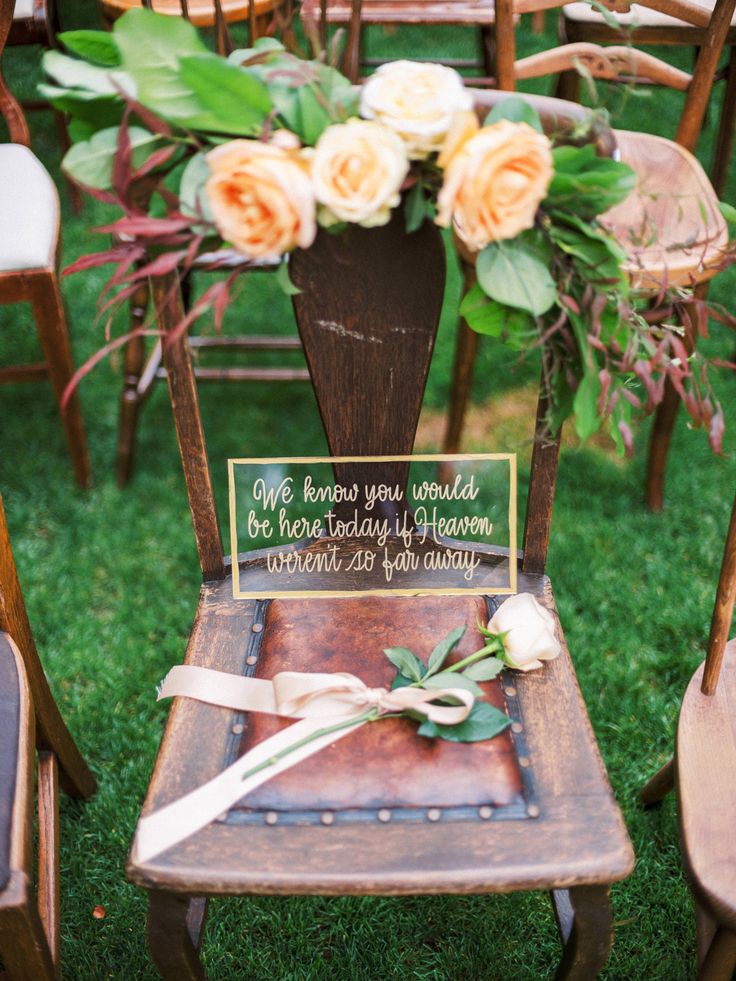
[154,89,584,582]
[494,0,736,154]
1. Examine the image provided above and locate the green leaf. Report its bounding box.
[404,182,429,234]
[484,95,543,133]
[61,125,163,189]
[427,625,466,675]
[42,50,131,97]
[476,239,557,317]
[114,8,208,122]
[228,37,287,64]
[719,200,736,224]
[390,673,414,690]
[178,54,271,135]
[547,145,636,218]
[417,701,511,742]
[463,658,504,681]
[459,285,536,347]
[383,646,426,682]
[573,369,602,441]
[59,30,122,67]
[38,84,124,131]
[421,671,483,697]
[276,260,302,296]
[549,216,626,286]
[179,151,214,232]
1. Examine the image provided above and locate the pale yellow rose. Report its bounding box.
[205,138,316,260]
[488,593,561,672]
[436,120,553,252]
[360,60,473,160]
[312,119,409,228]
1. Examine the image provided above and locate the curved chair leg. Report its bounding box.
[640,756,675,807]
[148,891,208,981]
[30,271,91,489]
[696,898,718,969]
[552,885,613,980]
[697,927,736,980]
[712,46,736,198]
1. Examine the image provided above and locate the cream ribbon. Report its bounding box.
[132,665,474,864]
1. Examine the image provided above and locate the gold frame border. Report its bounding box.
[228,454,517,599]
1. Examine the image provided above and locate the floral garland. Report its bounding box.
[43,8,735,451]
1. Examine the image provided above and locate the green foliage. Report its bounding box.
[59,29,122,67]
[62,125,164,189]
[383,646,426,682]
[485,95,543,132]
[546,143,637,218]
[476,235,557,317]
[417,701,511,742]
[177,54,271,135]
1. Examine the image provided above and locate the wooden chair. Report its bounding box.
[443,0,735,511]
[299,0,498,86]
[640,493,736,978]
[559,0,736,197]
[125,90,634,980]
[0,492,97,979]
[98,0,287,56]
[0,1,91,489]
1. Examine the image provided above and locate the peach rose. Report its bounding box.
[488,593,561,672]
[360,60,473,160]
[312,119,409,227]
[436,118,554,252]
[205,138,316,260]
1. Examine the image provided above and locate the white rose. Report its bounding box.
[312,119,409,227]
[360,60,473,160]
[488,593,561,672]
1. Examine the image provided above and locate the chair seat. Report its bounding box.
[12,0,35,20]
[0,145,59,274]
[563,0,736,30]
[677,638,736,931]
[0,635,24,896]
[98,0,283,26]
[127,564,633,895]
[301,0,496,25]
[602,130,728,290]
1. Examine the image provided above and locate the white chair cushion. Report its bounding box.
[563,0,736,28]
[0,144,59,272]
[12,0,35,20]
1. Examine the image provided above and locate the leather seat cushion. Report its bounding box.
[234,594,524,813]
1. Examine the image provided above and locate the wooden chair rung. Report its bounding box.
[0,363,49,384]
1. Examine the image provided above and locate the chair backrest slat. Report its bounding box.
[151,275,226,582]
[701,496,736,694]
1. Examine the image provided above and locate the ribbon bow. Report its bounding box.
[133,666,474,864]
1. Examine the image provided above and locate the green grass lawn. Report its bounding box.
[1,3,735,977]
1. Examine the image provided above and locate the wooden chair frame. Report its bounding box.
[558,1,736,198]
[0,0,91,489]
[443,0,736,512]
[640,494,736,979]
[126,90,634,980]
[0,492,96,979]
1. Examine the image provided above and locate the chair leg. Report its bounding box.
[640,756,675,807]
[37,752,60,966]
[712,46,736,198]
[116,281,150,486]
[478,24,495,78]
[696,898,718,969]
[147,891,207,981]
[442,317,480,458]
[552,885,613,980]
[0,888,57,981]
[53,109,83,214]
[697,927,736,981]
[29,272,91,489]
